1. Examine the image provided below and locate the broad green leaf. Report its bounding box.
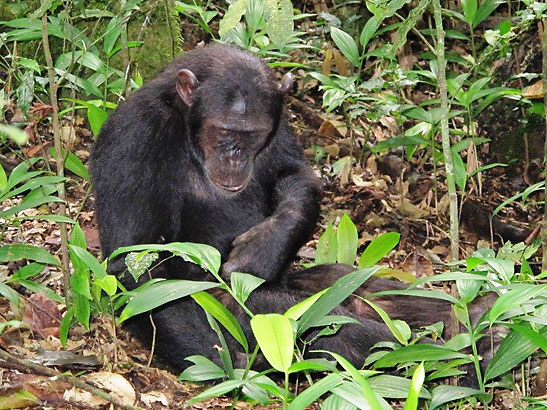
[192,291,248,353]
[287,359,333,373]
[0,282,21,306]
[507,323,547,354]
[285,288,328,320]
[96,274,118,296]
[315,223,338,264]
[489,284,547,323]
[473,0,503,28]
[298,267,378,336]
[337,214,358,265]
[73,292,91,329]
[21,214,75,224]
[87,105,108,137]
[451,150,466,190]
[71,267,91,299]
[0,195,64,219]
[10,263,45,282]
[359,232,400,268]
[325,351,383,410]
[178,355,226,382]
[231,271,264,304]
[265,0,293,48]
[370,289,461,305]
[360,15,381,49]
[18,279,63,303]
[368,374,431,399]
[0,244,59,266]
[0,124,28,145]
[219,0,246,38]
[374,345,467,368]
[461,0,477,26]
[330,27,360,68]
[119,280,218,323]
[69,245,107,280]
[50,148,90,181]
[59,307,74,348]
[125,252,159,283]
[429,385,488,410]
[250,314,294,372]
[0,164,6,191]
[104,16,122,56]
[360,298,409,344]
[403,362,425,410]
[286,373,343,410]
[16,57,41,74]
[485,327,547,381]
[322,394,356,410]
[110,242,221,276]
[186,380,245,406]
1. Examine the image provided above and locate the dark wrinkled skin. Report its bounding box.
[90,44,495,384]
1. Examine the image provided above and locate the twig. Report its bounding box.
[0,349,145,410]
[40,5,72,305]
[542,17,547,272]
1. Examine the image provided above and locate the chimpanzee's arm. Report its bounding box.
[222,123,321,283]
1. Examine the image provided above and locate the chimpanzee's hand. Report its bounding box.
[221,217,283,282]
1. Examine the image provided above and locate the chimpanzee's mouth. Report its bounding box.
[216,182,246,192]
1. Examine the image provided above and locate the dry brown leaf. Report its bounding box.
[22,292,61,339]
[398,198,429,219]
[522,79,543,99]
[333,48,351,76]
[84,372,136,405]
[140,391,170,407]
[402,251,435,277]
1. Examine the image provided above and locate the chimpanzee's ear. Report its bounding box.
[176,69,199,107]
[279,73,294,95]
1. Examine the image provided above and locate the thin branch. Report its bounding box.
[0,349,145,410]
[542,17,547,272]
[41,6,72,305]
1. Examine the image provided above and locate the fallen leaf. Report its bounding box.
[522,79,543,99]
[22,292,61,339]
[84,372,136,405]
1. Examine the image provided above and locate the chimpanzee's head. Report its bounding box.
[174,49,292,193]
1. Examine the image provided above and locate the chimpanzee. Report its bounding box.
[90,44,491,374]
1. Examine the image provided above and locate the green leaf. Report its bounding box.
[374,345,467,368]
[507,323,547,354]
[110,242,221,276]
[360,298,409,344]
[284,288,328,320]
[96,274,118,296]
[297,267,378,336]
[0,164,7,191]
[50,148,90,181]
[178,355,226,382]
[16,57,41,74]
[186,380,245,406]
[250,313,294,372]
[461,0,477,26]
[286,373,343,410]
[368,374,431,399]
[473,0,503,28]
[10,263,45,282]
[118,280,218,323]
[59,307,74,348]
[71,266,91,299]
[485,327,547,381]
[325,351,383,410]
[68,245,107,280]
[104,16,122,56]
[265,0,293,48]
[192,291,248,353]
[360,15,381,49]
[337,214,358,265]
[0,124,28,145]
[219,0,246,38]
[73,292,91,329]
[87,105,108,137]
[230,271,264,304]
[359,232,400,268]
[0,244,59,266]
[315,223,338,264]
[489,284,547,323]
[330,27,360,68]
[0,282,21,306]
[403,362,425,410]
[451,150,466,190]
[0,195,64,219]
[429,385,488,410]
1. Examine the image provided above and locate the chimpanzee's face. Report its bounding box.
[198,115,273,193]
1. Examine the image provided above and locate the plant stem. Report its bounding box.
[41,5,72,306]
[433,0,459,262]
[464,306,485,391]
[542,17,547,272]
